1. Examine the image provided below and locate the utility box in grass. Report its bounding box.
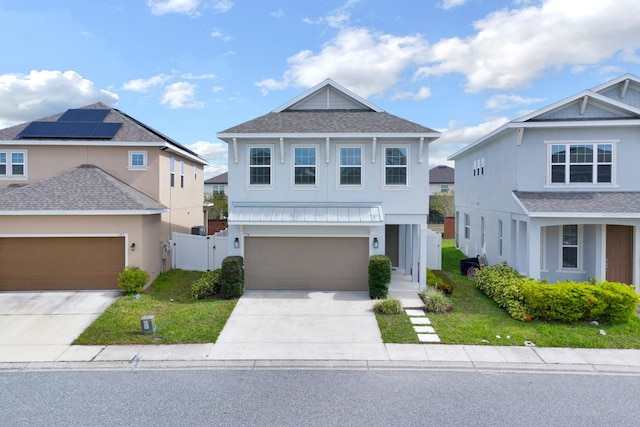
[140,315,156,334]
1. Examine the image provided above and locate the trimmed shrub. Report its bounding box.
[373,298,404,315]
[190,269,221,300]
[420,287,453,314]
[117,266,150,294]
[368,255,392,299]
[427,269,453,295]
[473,263,529,321]
[221,256,244,299]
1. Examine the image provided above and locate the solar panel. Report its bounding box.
[16,121,122,139]
[58,109,110,122]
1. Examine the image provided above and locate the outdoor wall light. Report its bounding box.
[130,243,136,251]
[373,237,379,249]
[234,237,240,249]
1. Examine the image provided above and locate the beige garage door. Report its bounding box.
[244,237,368,291]
[0,237,125,291]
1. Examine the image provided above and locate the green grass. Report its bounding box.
[426,240,640,348]
[74,269,237,345]
[375,312,419,343]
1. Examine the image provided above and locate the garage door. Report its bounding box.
[0,237,125,291]
[244,237,368,291]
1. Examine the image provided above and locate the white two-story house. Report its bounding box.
[450,73,640,291]
[217,79,440,291]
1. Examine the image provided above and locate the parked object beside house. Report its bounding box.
[217,79,441,290]
[449,73,640,292]
[0,103,208,291]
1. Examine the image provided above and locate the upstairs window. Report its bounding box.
[0,151,26,178]
[384,146,408,186]
[129,151,147,170]
[180,161,185,188]
[339,146,362,186]
[249,146,272,186]
[293,146,317,186]
[550,142,613,184]
[170,157,175,187]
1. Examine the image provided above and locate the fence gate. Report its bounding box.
[172,230,228,272]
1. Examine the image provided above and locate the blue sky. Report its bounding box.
[2,0,640,178]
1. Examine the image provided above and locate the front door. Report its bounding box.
[385,225,399,267]
[606,225,633,284]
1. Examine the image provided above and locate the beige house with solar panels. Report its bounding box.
[0,103,208,291]
[217,79,440,290]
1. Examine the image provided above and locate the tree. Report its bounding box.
[205,192,228,220]
[430,190,455,218]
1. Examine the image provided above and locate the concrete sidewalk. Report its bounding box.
[1,343,640,374]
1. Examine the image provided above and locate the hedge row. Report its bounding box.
[474,263,640,324]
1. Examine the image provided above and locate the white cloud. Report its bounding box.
[303,0,361,29]
[213,0,233,13]
[270,9,285,18]
[161,81,204,108]
[188,140,228,177]
[122,74,172,92]
[439,0,466,10]
[181,73,217,80]
[0,70,118,127]
[431,117,510,164]
[256,28,428,97]
[417,0,640,93]
[391,86,432,101]
[485,94,545,112]
[147,0,201,16]
[211,29,231,41]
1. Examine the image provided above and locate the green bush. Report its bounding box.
[368,255,392,299]
[221,256,244,298]
[420,287,453,313]
[476,263,640,324]
[373,298,404,315]
[117,266,150,294]
[426,269,453,295]
[190,269,221,300]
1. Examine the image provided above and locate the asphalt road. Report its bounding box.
[1,369,637,426]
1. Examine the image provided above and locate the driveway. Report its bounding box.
[0,291,119,362]
[208,290,389,360]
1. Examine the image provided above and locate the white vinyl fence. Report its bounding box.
[426,228,442,270]
[172,229,228,272]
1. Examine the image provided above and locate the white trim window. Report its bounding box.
[293,146,317,186]
[480,216,485,248]
[338,145,363,186]
[384,146,409,186]
[464,213,470,240]
[248,145,273,186]
[170,157,175,187]
[128,151,147,171]
[0,151,27,178]
[498,220,503,257]
[560,224,580,270]
[549,142,614,185]
[180,161,185,188]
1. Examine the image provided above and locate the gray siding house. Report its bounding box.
[449,73,640,291]
[217,79,440,290]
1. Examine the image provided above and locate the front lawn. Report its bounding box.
[379,240,640,348]
[74,269,237,345]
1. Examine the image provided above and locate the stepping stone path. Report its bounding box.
[405,309,441,343]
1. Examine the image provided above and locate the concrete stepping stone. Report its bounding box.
[410,317,431,325]
[405,309,425,317]
[418,334,441,343]
[414,325,436,334]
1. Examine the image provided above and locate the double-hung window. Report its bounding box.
[464,213,470,239]
[170,157,175,187]
[338,146,362,186]
[561,225,580,269]
[249,146,272,186]
[384,146,408,186]
[293,146,317,186]
[550,142,613,185]
[180,161,185,188]
[0,151,26,178]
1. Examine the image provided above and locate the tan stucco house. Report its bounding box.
[0,103,208,291]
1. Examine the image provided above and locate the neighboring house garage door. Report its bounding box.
[0,237,125,291]
[244,237,368,291]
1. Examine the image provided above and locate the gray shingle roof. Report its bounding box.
[514,191,640,215]
[0,102,202,160]
[204,172,228,185]
[429,165,454,184]
[0,165,167,213]
[218,111,438,135]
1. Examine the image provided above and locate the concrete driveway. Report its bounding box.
[209,290,389,360]
[0,291,119,362]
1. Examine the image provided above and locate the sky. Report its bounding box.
[2,0,640,178]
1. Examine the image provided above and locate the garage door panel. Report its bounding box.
[0,237,125,291]
[245,237,368,291]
